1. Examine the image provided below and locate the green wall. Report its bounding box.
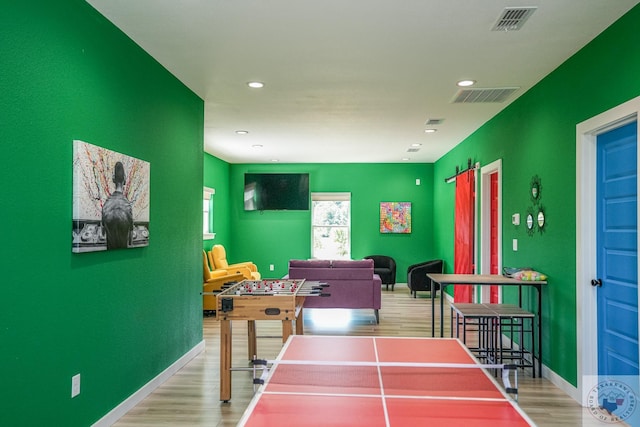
[433,4,640,386]
[1,1,204,426]
[204,163,435,281]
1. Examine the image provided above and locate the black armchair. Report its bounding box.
[364,255,396,291]
[407,259,444,298]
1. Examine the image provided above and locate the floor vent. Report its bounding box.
[491,7,537,32]
[452,87,519,103]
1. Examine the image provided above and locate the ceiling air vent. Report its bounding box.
[491,7,537,32]
[407,148,420,153]
[425,118,444,126]
[452,87,519,104]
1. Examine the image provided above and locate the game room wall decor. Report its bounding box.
[72,140,150,253]
[380,202,411,234]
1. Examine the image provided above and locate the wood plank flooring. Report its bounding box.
[114,285,599,427]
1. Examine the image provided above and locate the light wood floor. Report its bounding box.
[115,285,600,426]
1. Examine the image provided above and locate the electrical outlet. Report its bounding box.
[71,374,81,398]
[512,239,518,251]
[269,264,275,271]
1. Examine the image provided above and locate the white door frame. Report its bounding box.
[479,159,502,302]
[576,95,640,404]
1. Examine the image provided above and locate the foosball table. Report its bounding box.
[216,279,329,401]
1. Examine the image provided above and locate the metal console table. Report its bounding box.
[427,273,546,376]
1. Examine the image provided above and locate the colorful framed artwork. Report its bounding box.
[72,140,150,253]
[380,202,411,234]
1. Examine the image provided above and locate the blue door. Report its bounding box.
[596,121,638,376]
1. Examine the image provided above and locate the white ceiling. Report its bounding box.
[86,0,639,164]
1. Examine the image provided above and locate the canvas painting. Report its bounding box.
[380,202,411,234]
[72,140,150,253]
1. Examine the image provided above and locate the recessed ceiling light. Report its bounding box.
[457,79,476,87]
[236,130,249,135]
[402,157,411,161]
[411,143,422,147]
[247,81,264,89]
[271,159,279,162]
[252,144,263,148]
[424,129,437,133]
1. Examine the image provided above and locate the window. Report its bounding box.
[311,192,351,259]
[203,187,215,240]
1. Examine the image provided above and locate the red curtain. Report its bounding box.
[454,169,474,302]
[490,172,499,303]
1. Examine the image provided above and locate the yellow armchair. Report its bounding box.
[202,251,244,311]
[209,244,261,280]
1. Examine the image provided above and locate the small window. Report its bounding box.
[203,187,215,240]
[311,192,351,259]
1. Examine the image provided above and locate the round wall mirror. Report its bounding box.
[530,175,542,204]
[527,213,534,229]
[537,211,545,228]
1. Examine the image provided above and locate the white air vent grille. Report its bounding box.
[452,87,519,103]
[407,148,420,153]
[492,7,537,31]
[425,118,444,126]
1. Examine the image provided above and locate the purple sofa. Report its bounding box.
[287,259,382,323]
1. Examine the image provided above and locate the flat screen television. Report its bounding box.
[244,173,310,211]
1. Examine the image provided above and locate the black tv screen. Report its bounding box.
[244,173,310,211]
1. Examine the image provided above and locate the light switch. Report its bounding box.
[512,213,520,226]
[71,374,81,398]
[513,239,518,251]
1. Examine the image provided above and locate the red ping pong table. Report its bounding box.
[238,335,536,426]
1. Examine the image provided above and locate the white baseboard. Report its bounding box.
[92,340,206,427]
[498,334,580,403]
[542,364,580,403]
